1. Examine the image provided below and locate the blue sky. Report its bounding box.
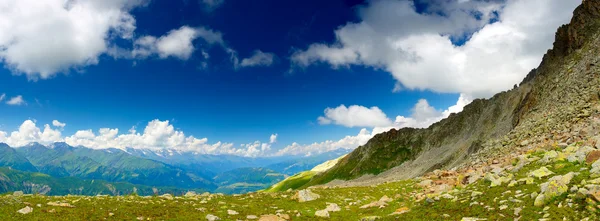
[0,0,579,156]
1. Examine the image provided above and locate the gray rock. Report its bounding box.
[295,189,320,202]
[13,191,24,197]
[206,214,220,221]
[315,209,329,218]
[325,203,341,212]
[17,206,33,214]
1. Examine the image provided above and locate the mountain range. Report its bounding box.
[0,142,348,195]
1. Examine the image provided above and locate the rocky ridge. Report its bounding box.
[305,0,600,189]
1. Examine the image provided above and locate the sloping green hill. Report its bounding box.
[0,143,37,172]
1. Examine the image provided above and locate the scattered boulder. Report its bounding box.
[360,216,380,221]
[258,215,284,221]
[206,214,220,221]
[360,196,393,209]
[529,167,554,179]
[13,191,24,197]
[461,218,487,221]
[418,179,433,187]
[535,172,575,206]
[485,173,513,187]
[184,191,197,197]
[47,202,75,208]
[247,215,258,220]
[17,206,33,214]
[294,190,320,202]
[586,150,600,164]
[567,146,595,163]
[315,209,329,218]
[227,210,239,215]
[159,194,174,200]
[541,151,558,163]
[325,203,341,212]
[390,207,410,215]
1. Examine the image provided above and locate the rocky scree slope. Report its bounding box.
[305,0,600,188]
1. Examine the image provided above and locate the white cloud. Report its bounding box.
[201,0,225,11]
[276,128,372,156]
[52,120,66,128]
[318,105,393,128]
[133,26,225,60]
[240,50,275,67]
[392,94,472,129]
[0,119,278,157]
[291,0,579,98]
[280,94,473,156]
[0,0,146,80]
[6,95,26,106]
[0,120,63,147]
[270,134,278,144]
[0,93,5,102]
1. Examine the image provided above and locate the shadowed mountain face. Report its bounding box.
[303,1,600,188]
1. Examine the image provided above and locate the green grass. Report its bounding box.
[263,171,316,192]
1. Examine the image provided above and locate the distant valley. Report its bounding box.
[0,142,347,195]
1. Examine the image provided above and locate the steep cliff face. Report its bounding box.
[306,0,600,187]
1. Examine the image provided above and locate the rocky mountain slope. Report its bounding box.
[301,0,600,189]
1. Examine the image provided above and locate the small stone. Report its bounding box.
[360,216,380,221]
[17,206,33,214]
[228,210,239,215]
[514,207,522,216]
[258,215,283,221]
[325,203,341,212]
[13,191,24,197]
[184,191,197,197]
[159,194,174,200]
[294,190,320,202]
[206,214,220,221]
[315,209,329,218]
[390,207,410,215]
[461,218,487,221]
[587,151,600,164]
[247,215,258,220]
[529,167,554,179]
[471,191,483,197]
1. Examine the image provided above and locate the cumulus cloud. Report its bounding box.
[270,134,278,144]
[0,0,147,80]
[52,120,66,128]
[276,128,372,156]
[240,50,275,67]
[392,94,472,129]
[0,120,63,147]
[318,105,392,128]
[6,95,26,106]
[280,94,472,156]
[291,0,579,98]
[133,26,226,60]
[0,119,279,157]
